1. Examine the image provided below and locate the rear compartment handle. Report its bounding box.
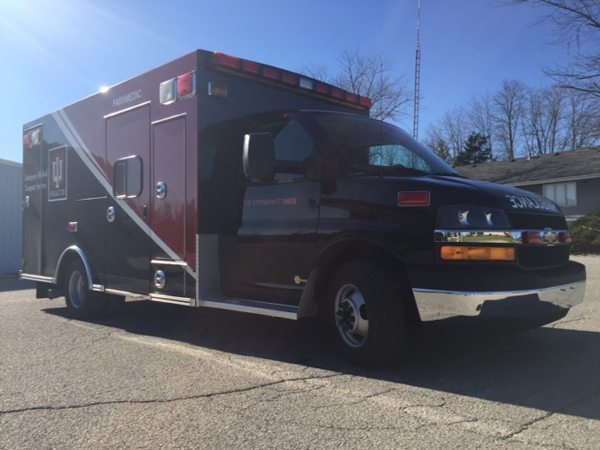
[106,206,116,223]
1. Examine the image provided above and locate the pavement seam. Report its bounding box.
[0,373,342,416]
[498,386,600,447]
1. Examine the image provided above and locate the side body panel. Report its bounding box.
[22,52,199,299]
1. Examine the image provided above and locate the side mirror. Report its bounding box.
[243,133,275,181]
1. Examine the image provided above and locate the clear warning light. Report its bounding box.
[99,86,110,94]
[159,78,177,105]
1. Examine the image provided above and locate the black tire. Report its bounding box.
[327,261,405,367]
[64,260,106,319]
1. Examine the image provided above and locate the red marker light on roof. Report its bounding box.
[177,71,196,98]
[345,93,358,104]
[359,96,373,109]
[315,82,329,95]
[262,66,278,80]
[281,72,298,86]
[330,88,344,100]
[242,60,260,75]
[213,52,241,70]
[210,51,372,111]
[398,191,430,206]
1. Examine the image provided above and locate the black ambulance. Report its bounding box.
[21,50,586,365]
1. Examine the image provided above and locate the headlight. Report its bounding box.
[436,205,510,229]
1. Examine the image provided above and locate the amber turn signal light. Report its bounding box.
[441,246,516,261]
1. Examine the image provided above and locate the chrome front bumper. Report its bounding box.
[413,281,586,322]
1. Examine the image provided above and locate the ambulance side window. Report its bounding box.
[253,119,315,182]
[113,156,142,198]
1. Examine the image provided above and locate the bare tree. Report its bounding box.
[424,133,452,162]
[493,80,527,159]
[424,107,469,162]
[466,94,496,156]
[303,50,411,122]
[522,86,564,156]
[510,1,600,97]
[562,90,600,150]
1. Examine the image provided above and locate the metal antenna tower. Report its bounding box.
[413,0,421,140]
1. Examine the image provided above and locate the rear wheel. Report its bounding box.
[328,261,405,367]
[64,260,106,319]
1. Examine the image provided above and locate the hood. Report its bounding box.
[332,174,561,215]
[427,176,560,214]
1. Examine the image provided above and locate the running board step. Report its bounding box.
[199,298,298,320]
[149,293,193,306]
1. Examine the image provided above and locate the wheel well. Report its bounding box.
[55,248,93,290]
[314,241,421,324]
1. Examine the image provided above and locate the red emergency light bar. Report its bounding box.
[211,52,372,110]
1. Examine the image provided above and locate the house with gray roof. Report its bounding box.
[455,148,600,222]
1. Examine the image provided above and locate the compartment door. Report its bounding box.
[22,126,44,275]
[150,116,186,297]
[104,105,151,294]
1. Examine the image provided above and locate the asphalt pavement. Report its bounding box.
[1,256,599,449]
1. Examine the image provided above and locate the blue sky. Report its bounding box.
[0,0,570,162]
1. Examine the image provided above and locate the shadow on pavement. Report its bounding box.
[44,299,600,421]
[0,277,35,292]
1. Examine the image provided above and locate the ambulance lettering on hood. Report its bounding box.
[505,194,559,212]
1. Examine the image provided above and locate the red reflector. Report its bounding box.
[242,60,260,75]
[330,88,344,100]
[315,82,329,95]
[359,96,372,109]
[559,231,572,244]
[398,191,430,206]
[345,92,358,103]
[177,71,195,98]
[213,52,241,70]
[522,231,542,245]
[262,66,279,80]
[23,133,31,148]
[281,72,298,86]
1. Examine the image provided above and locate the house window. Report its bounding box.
[543,181,576,207]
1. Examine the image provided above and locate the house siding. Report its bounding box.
[518,178,600,220]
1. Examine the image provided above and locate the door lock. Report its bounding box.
[106,206,116,223]
[155,181,167,200]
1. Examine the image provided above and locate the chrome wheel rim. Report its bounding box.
[334,284,368,348]
[68,270,86,309]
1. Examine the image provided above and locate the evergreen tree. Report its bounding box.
[455,132,492,165]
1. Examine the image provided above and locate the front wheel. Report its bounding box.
[327,261,405,366]
[64,260,106,319]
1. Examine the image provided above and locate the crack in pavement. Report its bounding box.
[496,386,600,447]
[311,387,397,410]
[0,373,342,416]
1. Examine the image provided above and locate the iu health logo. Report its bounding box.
[48,147,67,201]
